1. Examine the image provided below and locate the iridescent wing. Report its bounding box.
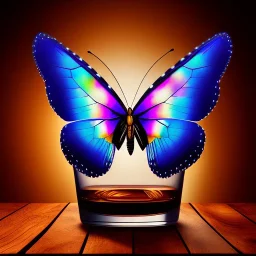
[61,119,119,177]
[133,33,232,121]
[33,33,126,121]
[133,33,232,178]
[141,119,205,177]
[33,33,127,176]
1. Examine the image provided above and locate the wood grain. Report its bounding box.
[83,227,132,254]
[177,204,236,254]
[134,226,188,254]
[26,204,87,254]
[0,203,255,254]
[0,203,27,220]
[229,203,256,223]
[192,203,256,254]
[0,203,67,254]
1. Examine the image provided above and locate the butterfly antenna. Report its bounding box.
[131,48,174,108]
[88,50,129,108]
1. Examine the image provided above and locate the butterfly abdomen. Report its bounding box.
[127,131,134,155]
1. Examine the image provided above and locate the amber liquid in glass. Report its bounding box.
[78,185,181,215]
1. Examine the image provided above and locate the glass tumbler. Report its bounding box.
[73,154,185,227]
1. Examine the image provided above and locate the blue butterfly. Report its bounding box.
[33,32,232,178]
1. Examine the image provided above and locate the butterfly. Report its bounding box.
[33,32,232,178]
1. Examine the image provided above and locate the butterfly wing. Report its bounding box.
[133,33,232,178]
[141,119,205,177]
[33,33,127,121]
[61,119,119,177]
[33,33,127,176]
[133,33,232,121]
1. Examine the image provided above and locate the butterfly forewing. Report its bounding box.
[133,33,232,121]
[33,33,127,121]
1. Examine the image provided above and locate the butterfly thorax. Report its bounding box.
[127,107,135,155]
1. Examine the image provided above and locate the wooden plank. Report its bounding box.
[229,203,256,223]
[177,204,236,254]
[0,203,67,254]
[83,227,132,254]
[192,203,256,254]
[134,226,188,254]
[27,203,87,254]
[0,203,27,220]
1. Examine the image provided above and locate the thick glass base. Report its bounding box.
[78,207,180,227]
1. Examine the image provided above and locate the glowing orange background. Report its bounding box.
[1,0,255,202]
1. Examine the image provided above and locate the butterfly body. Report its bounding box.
[126,108,135,155]
[33,32,232,178]
[111,107,147,155]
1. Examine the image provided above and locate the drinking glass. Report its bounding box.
[74,158,184,227]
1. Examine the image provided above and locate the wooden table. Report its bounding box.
[0,203,255,254]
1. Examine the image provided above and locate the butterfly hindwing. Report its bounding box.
[140,119,205,178]
[33,33,127,121]
[61,119,120,177]
[133,33,232,121]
